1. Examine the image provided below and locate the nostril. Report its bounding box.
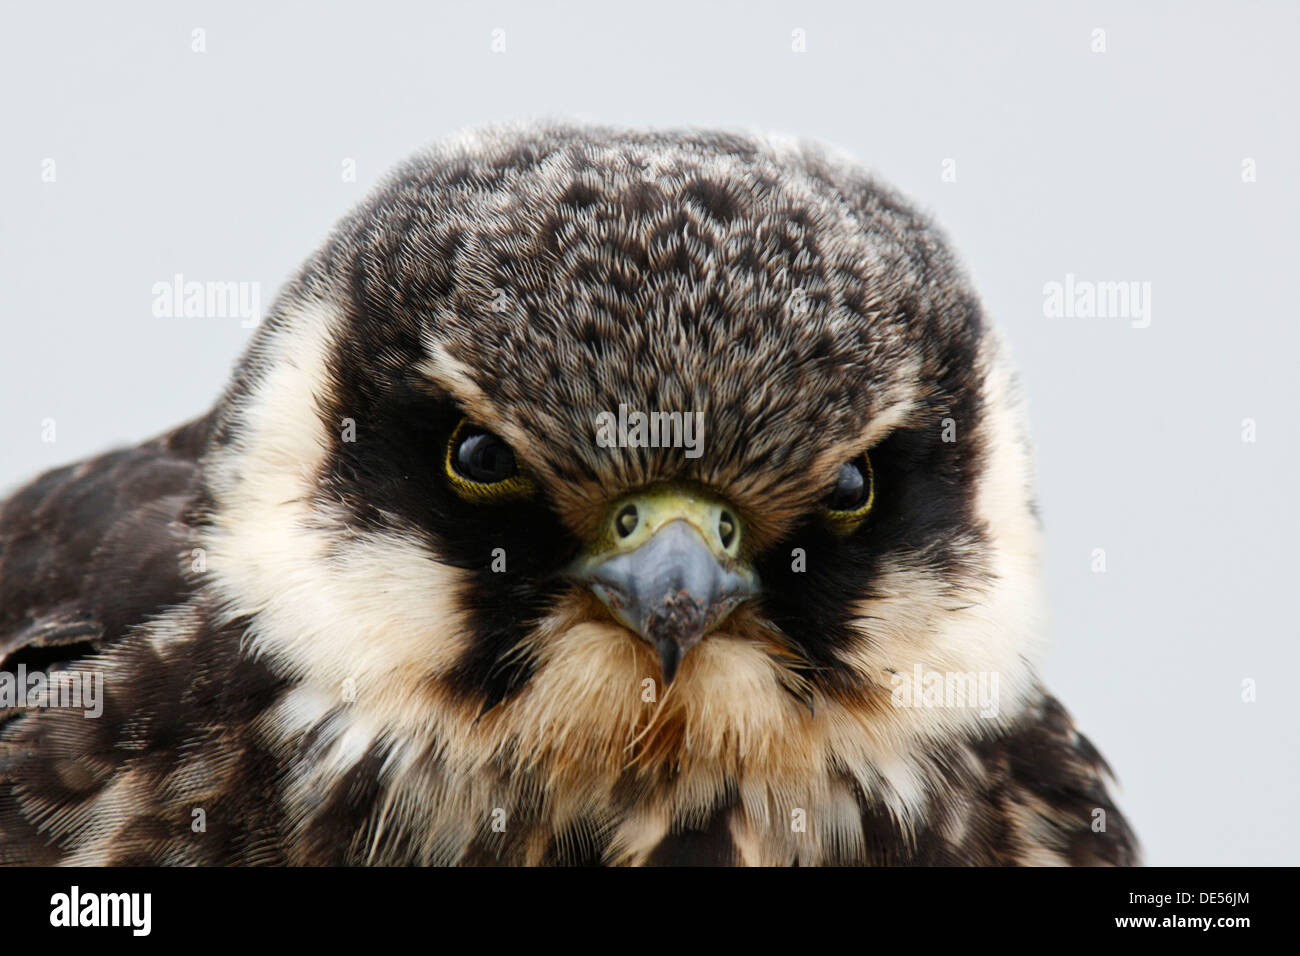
[616,504,639,538]
[718,511,736,549]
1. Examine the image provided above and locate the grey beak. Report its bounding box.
[582,520,758,682]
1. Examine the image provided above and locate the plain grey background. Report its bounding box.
[2,1,1296,866]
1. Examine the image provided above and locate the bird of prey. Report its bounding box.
[0,123,1137,866]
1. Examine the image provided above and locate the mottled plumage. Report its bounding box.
[0,122,1137,865]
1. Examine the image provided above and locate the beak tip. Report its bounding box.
[657,640,682,684]
[578,514,760,686]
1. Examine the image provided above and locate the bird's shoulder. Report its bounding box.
[0,414,214,670]
[958,693,1140,866]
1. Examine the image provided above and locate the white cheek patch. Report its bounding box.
[202,298,477,724]
[840,332,1045,749]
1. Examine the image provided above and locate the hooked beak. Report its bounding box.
[567,486,760,682]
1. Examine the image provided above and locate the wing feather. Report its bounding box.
[0,414,213,670]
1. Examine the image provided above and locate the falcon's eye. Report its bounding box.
[457,432,515,482]
[821,454,874,534]
[445,419,535,502]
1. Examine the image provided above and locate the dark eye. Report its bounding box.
[444,419,535,501]
[826,461,868,511]
[454,431,517,483]
[821,453,874,532]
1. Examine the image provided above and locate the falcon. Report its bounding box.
[0,122,1138,865]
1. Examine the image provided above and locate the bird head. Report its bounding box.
[199,123,1043,786]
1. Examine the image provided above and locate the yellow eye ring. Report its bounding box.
[821,453,874,535]
[444,418,536,503]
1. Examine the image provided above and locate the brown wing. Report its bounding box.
[0,414,213,673]
[964,694,1141,865]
